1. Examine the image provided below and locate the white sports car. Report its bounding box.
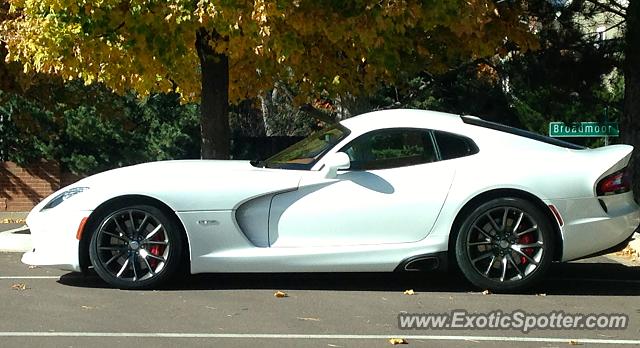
[22,109,640,291]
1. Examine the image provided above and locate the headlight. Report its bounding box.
[41,187,90,211]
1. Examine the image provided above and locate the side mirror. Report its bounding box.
[322,152,351,178]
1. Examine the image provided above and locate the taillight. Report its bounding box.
[596,168,632,196]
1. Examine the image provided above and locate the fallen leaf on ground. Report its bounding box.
[274,291,288,298]
[11,283,29,291]
[388,338,408,345]
[403,289,415,295]
[0,218,26,224]
[482,290,491,295]
[569,340,582,345]
[297,317,321,321]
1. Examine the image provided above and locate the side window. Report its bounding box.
[340,129,437,170]
[433,131,478,160]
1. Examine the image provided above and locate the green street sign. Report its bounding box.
[548,122,619,137]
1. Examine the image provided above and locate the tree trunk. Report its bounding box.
[259,91,273,136]
[621,1,640,198]
[196,28,230,159]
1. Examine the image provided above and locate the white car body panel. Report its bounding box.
[21,109,640,278]
[269,161,455,247]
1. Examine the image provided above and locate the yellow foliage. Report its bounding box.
[1,0,537,104]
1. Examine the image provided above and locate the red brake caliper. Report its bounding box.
[148,232,165,269]
[518,233,535,264]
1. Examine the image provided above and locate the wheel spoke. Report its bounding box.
[129,211,136,235]
[146,253,166,263]
[506,254,524,279]
[144,225,163,241]
[136,215,150,234]
[514,241,543,249]
[484,255,496,275]
[511,247,539,265]
[500,256,508,282]
[130,254,139,281]
[472,225,494,241]
[472,252,493,264]
[516,226,537,237]
[105,250,126,266]
[99,246,127,251]
[102,231,129,242]
[116,257,130,278]
[501,208,509,232]
[469,240,492,246]
[142,240,168,246]
[113,216,127,237]
[512,212,524,234]
[140,252,156,276]
[485,213,501,232]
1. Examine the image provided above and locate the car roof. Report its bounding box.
[340,109,463,133]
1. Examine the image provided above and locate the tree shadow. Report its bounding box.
[0,162,60,207]
[58,260,640,296]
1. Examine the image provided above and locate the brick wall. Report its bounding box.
[0,161,63,212]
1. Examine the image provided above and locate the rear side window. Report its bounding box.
[433,131,479,160]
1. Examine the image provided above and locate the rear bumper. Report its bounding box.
[549,192,640,261]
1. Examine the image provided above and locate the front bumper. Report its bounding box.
[550,192,640,261]
[21,209,92,272]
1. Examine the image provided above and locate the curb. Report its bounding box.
[0,226,32,253]
[0,211,29,220]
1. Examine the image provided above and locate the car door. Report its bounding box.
[268,128,456,248]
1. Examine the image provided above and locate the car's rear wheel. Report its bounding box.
[89,205,184,289]
[455,197,554,292]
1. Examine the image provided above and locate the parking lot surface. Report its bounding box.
[1,252,639,347]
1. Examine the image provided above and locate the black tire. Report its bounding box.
[454,197,554,292]
[89,204,184,289]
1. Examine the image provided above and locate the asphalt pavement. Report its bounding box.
[1,250,639,347]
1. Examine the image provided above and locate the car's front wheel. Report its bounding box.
[455,197,555,292]
[89,204,184,289]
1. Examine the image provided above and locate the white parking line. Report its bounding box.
[0,332,637,344]
[549,277,640,284]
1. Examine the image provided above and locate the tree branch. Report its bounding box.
[300,104,337,124]
[97,21,125,39]
[584,0,627,18]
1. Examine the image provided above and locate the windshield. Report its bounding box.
[261,124,350,170]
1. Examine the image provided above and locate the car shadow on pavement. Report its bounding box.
[57,261,640,295]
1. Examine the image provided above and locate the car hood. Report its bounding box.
[63,160,304,211]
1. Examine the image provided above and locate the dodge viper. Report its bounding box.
[22,109,640,291]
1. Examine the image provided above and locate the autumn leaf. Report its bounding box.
[11,283,29,291]
[388,338,408,345]
[274,290,288,298]
[296,317,321,321]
